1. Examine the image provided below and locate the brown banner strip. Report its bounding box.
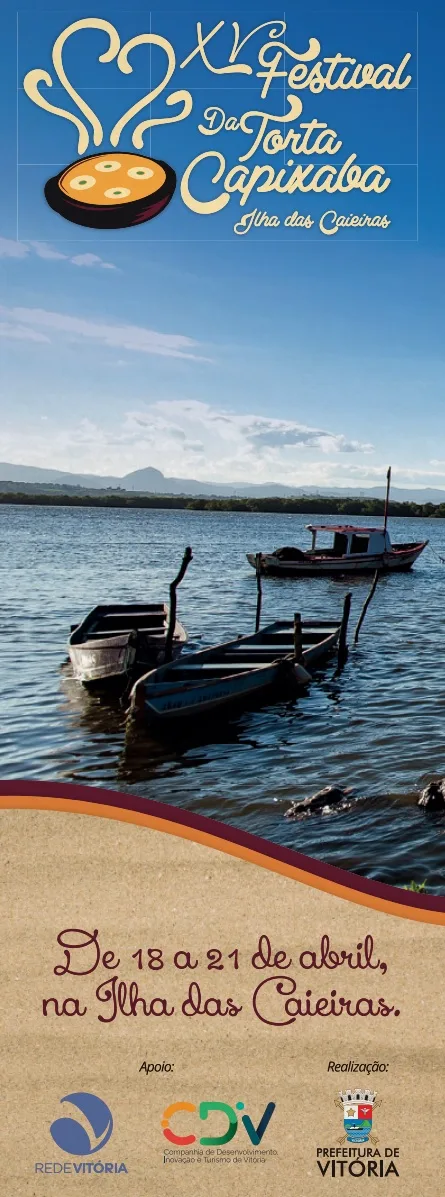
[1,780,444,924]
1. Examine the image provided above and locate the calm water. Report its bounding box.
[1,504,445,891]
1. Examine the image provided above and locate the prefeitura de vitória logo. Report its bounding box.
[315,1088,400,1178]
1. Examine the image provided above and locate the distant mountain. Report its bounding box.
[0,462,121,488]
[0,461,444,503]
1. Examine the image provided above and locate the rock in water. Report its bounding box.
[284,786,349,819]
[418,780,445,811]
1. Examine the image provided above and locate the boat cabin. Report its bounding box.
[307,525,391,558]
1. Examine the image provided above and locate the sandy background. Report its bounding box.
[1,806,444,1195]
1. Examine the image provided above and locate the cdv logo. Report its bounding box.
[162,1100,276,1146]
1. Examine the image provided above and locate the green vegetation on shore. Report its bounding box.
[1,490,445,517]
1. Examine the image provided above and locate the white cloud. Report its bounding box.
[0,238,29,259]
[0,306,210,361]
[0,400,375,481]
[0,321,50,343]
[70,253,116,270]
[0,237,116,270]
[322,463,445,482]
[125,400,373,473]
[29,242,67,262]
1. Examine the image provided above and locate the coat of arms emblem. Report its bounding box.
[335,1089,382,1145]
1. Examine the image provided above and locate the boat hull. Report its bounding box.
[140,659,290,722]
[247,542,427,577]
[69,636,185,692]
[68,603,187,692]
[129,621,340,727]
[69,636,137,691]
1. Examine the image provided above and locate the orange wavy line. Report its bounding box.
[2,794,444,925]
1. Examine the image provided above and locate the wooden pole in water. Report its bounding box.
[338,593,352,666]
[354,570,379,645]
[293,613,303,662]
[383,465,392,533]
[255,553,263,632]
[164,546,193,663]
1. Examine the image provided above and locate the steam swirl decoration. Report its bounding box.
[23,18,192,228]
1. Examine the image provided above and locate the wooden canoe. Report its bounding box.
[128,618,341,726]
[69,603,187,692]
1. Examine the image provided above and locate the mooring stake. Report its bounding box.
[338,593,352,666]
[293,612,303,662]
[354,570,380,645]
[164,546,193,663]
[255,553,263,632]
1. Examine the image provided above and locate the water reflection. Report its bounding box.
[1,505,445,890]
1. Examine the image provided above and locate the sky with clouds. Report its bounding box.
[0,0,444,489]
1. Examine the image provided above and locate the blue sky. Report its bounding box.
[0,0,444,488]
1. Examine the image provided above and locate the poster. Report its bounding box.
[1,2,444,1193]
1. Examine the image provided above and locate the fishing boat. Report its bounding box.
[69,603,187,691]
[247,468,428,577]
[247,525,428,577]
[69,546,193,693]
[128,617,342,726]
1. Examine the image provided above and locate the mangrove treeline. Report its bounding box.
[2,491,445,517]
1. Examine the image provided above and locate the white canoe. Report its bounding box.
[69,603,186,691]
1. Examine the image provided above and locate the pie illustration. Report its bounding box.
[44,151,176,229]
